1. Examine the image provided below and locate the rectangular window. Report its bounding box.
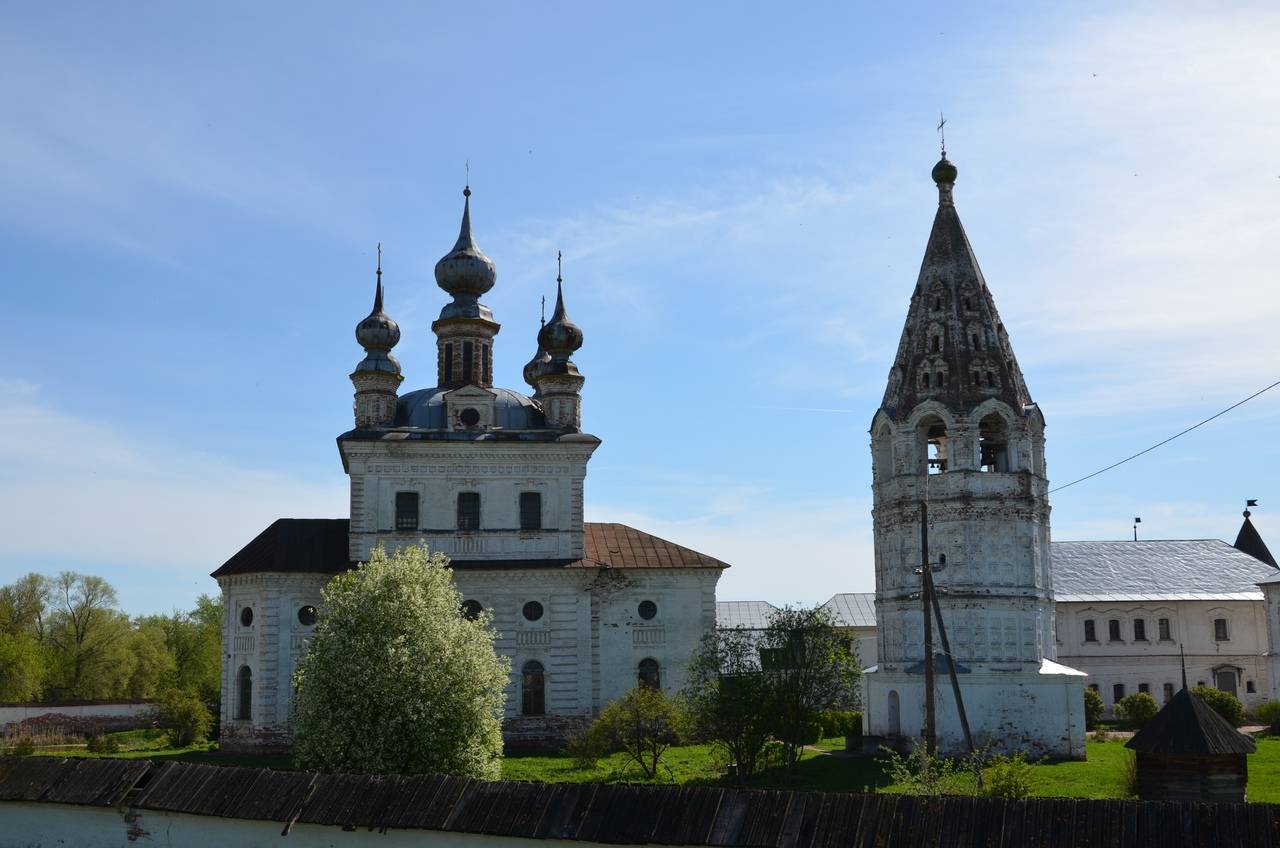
[482,344,490,385]
[1084,620,1097,642]
[1133,619,1147,642]
[1247,680,1256,694]
[1108,619,1122,642]
[462,341,474,385]
[444,343,454,384]
[1138,683,1149,694]
[1158,618,1171,641]
[1112,683,1125,703]
[1163,682,1174,702]
[519,492,542,531]
[395,492,419,531]
[1214,618,1229,641]
[457,492,480,531]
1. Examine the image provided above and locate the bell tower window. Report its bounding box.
[978,413,1009,472]
[918,416,948,474]
[444,343,454,384]
[462,341,474,385]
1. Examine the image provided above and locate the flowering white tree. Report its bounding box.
[293,544,509,778]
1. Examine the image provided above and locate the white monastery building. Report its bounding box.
[213,188,728,751]
[860,153,1087,758]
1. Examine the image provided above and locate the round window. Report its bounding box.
[522,601,544,622]
[297,605,317,626]
[638,600,658,620]
[239,607,254,627]
[460,407,481,427]
[461,600,483,621]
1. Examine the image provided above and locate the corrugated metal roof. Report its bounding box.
[1051,540,1277,601]
[4,758,1280,845]
[822,593,877,628]
[716,601,778,629]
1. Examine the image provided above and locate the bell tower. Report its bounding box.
[862,153,1086,759]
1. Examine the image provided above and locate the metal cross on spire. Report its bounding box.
[540,295,546,327]
[937,112,947,158]
[556,250,563,283]
[376,241,382,279]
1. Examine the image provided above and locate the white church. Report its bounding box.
[212,188,727,751]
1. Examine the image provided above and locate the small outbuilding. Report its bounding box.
[1126,687,1256,801]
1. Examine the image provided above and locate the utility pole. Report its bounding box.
[920,500,936,756]
[925,565,974,753]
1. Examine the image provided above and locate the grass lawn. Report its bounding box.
[30,731,1280,802]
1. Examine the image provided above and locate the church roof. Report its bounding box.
[879,156,1032,421]
[822,592,877,628]
[1126,687,1256,755]
[715,600,778,629]
[1052,539,1277,602]
[211,520,727,578]
[1234,514,1277,567]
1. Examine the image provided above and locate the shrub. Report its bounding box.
[818,710,862,738]
[1083,687,1104,730]
[564,727,604,770]
[1191,686,1245,727]
[1114,692,1160,729]
[85,733,121,754]
[156,688,213,747]
[776,718,823,748]
[981,753,1035,799]
[7,737,35,757]
[1255,700,1280,734]
[881,744,968,796]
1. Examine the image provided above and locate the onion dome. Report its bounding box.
[932,156,958,185]
[538,279,583,357]
[434,186,496,303]
[523,343,552,389]
[354,249,401,375]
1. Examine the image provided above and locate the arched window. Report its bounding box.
[978,413,1009,472]
[917,415,948,474]
[236,666,252,721]
[887,690,901,736]
[638,658,661,689]
[521,661,545,716]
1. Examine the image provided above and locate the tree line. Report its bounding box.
[0,571,220,712]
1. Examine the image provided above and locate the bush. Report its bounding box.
[564,727,604,770]
[818,710,862,738]
[981,753,1035,799]
[1191,686,1245,727]
[588,685,685,779]
[6,737,35,757]
[1083,687,1104,730]
[881,744,968,796]
[776,718,823,747]
[85,733,121,754]
[1114,692,1159,729]
[1255,700,1280,734]
[156,688,213,747]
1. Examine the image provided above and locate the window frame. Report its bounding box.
[457,492,481,531]
[521,660,545,716]
[1132,618,1147,642]
[236,665,253,721]
[638,658,661,690]
[1213,617,1230,642]
[1112,683,1125,704]
[519,491,542,532]
[395,491,420,531]
[1107,619,1122,642]
[1158,618,1171,641]
[1083,619,1097,643]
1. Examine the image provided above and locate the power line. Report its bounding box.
[1049,378,1280,494]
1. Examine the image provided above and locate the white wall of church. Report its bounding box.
[1056,598,1269,712]
[340,441,598,564]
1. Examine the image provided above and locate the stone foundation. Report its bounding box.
[502,714,589,752]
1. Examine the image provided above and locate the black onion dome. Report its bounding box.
[434,187,496,299]
[537,281,583,355]
[523,345,552,388]
[354,265,401,375]
[932,156,958,185]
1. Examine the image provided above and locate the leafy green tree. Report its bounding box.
[1083,687,1104,730]
[1191,686,1245,727]
[682,627,776,781]
[589,684,685,779]
[1114,692,1159,729]
[41,572,134,700]
[124,620,176,699]
[1254,700,1280,734]
[0,631,45,701]
[293,544,509,777]
[760,606,861,769]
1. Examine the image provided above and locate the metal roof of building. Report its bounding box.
[1051,540,1277,602]
[715,601,778,629]
[212,521,728,578]
[1127,688,1257,755]
[822,593,877,628]
[4,757,1279,846]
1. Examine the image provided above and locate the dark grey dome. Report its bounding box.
[395,386,546,429]
[434,188,496,303]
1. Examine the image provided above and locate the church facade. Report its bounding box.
[212,189,727,751]
[861,154,1087,758]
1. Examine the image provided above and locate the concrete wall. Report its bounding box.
[0,802,622,848]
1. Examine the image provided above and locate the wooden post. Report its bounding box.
[921,500,936,756]
[926,565,975,753]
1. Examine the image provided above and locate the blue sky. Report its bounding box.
[2,2,1278,615]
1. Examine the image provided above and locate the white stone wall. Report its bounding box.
[339,441,598,563]
[217,572,329,751]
